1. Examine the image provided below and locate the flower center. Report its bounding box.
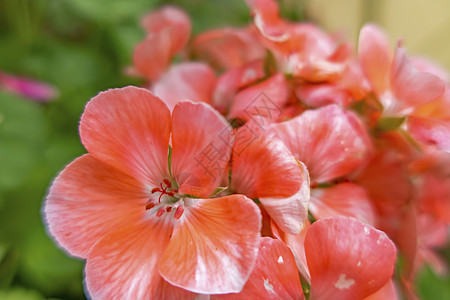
[145,179,184,219]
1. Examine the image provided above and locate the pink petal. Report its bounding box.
[272,221,311,283]
[133,34,173,81]
[153,62,216,111]
[79,86,171,185]
[231,124,309,233]
[391,46,445,110]
[310,183,376,226]
[305,216,397,300]
[363,280,398,300]
[231,124,302,198]
[212,237,304,300]
[193,27,265,70]
[85,219,195,299]
[44,154,147,258]
[295,83,353,108]
[159,195,262,294]
[270,105,372,183]
[228,73,288,122]
[171,101,232,198]
[259,162,310,234]
[358,24,391,94]
[246,0,289,42]
[213,60,265,114]
[0,72,58,102]
[141,6,191,55]
[407,116,450,152]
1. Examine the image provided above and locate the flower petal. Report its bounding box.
[141,6,191,55]
[363,280,398,300]
[133,34,173,82]
[391,46,445,111]
[305,216,397,300]
[407,116,450,152]
[193,27,265,70]
[228,73,288,122]
[171,101,232,198]
[80,86,171,186]
[259,162,310,234]
[270,105,372,183]
[159,195,262,294]
[153,62,216,111]
[310,183,376,225]
[85,218,195,299]
[358,24,391,94]
[44,154,146,258]
[231,124,302,198]
[212,237,304,300]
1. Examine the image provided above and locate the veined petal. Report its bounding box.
[212,237,304,300]
[231,124,302,198]
[171,101,232,198]
[270,105,372,183]
[85,218,195,299]
[259,162,310,234]
[358,24,391,94]
[153,62,216,111]
[159,195,262,294]
[44,154,146,258]
[391,46,445,110]
[305,217,397,300]
[310,183,376,226]
[407,116,450,152]
[80,86,171,186]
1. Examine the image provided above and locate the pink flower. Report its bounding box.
[44,86,262,297]
[0,71,58,102]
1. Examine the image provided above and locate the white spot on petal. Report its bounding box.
[278,256,284,264]
[364,226,370,235]
[264,278,275,293]
[335,274,355,290]
[357,261,361,267]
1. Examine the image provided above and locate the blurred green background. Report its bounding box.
[0,0,448,299]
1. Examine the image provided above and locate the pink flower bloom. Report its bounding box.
[269,104,372,183]
[358,24,446,116]
[133,6,191,81]
[44,86,262,297]
[0,71,58,102]
[246,0,349,81]
[193,27,266,70]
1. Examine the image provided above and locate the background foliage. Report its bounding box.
[0,0,448,299]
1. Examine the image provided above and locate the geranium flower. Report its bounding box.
[0,71,58,102]
[44,86,262,298]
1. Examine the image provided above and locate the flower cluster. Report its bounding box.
[44,0,449,299]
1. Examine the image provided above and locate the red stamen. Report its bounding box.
[163,179,172,188]
[151,187,160,194]
[166,206,172,212]
[145,202,156,210]
[174,205,184,220]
